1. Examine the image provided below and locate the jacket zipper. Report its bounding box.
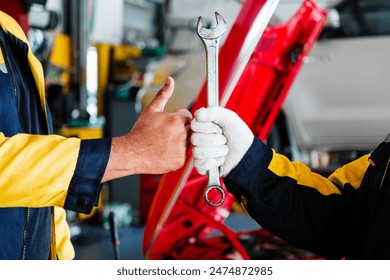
[379,159,390,192]
[22,208,31,259]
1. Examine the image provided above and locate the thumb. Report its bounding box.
[195,107,238,127]
[145,76,174,113]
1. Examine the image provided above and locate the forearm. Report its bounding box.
[223,138,350,258]
[101,135,135,182]
[190,106,369,258]
[101,134,156,182]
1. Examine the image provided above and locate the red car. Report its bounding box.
[142,0,327,260]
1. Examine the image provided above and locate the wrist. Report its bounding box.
[220,134,255,177]
[102,136,136,182]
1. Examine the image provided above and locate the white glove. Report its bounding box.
[191,107,254,177]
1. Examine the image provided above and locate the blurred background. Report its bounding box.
[3,0,389,259]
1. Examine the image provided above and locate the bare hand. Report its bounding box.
[102,76,192,182]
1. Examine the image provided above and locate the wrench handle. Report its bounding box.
[203,38,225,206]
[204,40,220,108]
[208,167,220,188]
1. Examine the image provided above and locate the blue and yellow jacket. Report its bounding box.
[0,11,110,259]
[225,135,390,259]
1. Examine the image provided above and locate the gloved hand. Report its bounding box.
[191,107,254,177]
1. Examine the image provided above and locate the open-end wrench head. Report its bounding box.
[196,12,226,40]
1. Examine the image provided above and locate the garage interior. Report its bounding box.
[2,0,390,260]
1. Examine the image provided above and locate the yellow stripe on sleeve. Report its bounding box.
[269,150,342,195]
[0,48,4,65]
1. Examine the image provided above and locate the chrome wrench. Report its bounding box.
[196,12,227,207]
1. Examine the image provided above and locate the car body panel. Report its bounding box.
[285,34,390,152]
[282,0,390,153]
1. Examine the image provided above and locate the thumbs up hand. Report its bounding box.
[102,77,192,182]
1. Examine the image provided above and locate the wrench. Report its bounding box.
[196,12,226,207]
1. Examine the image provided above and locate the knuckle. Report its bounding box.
[171,114,184,125]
